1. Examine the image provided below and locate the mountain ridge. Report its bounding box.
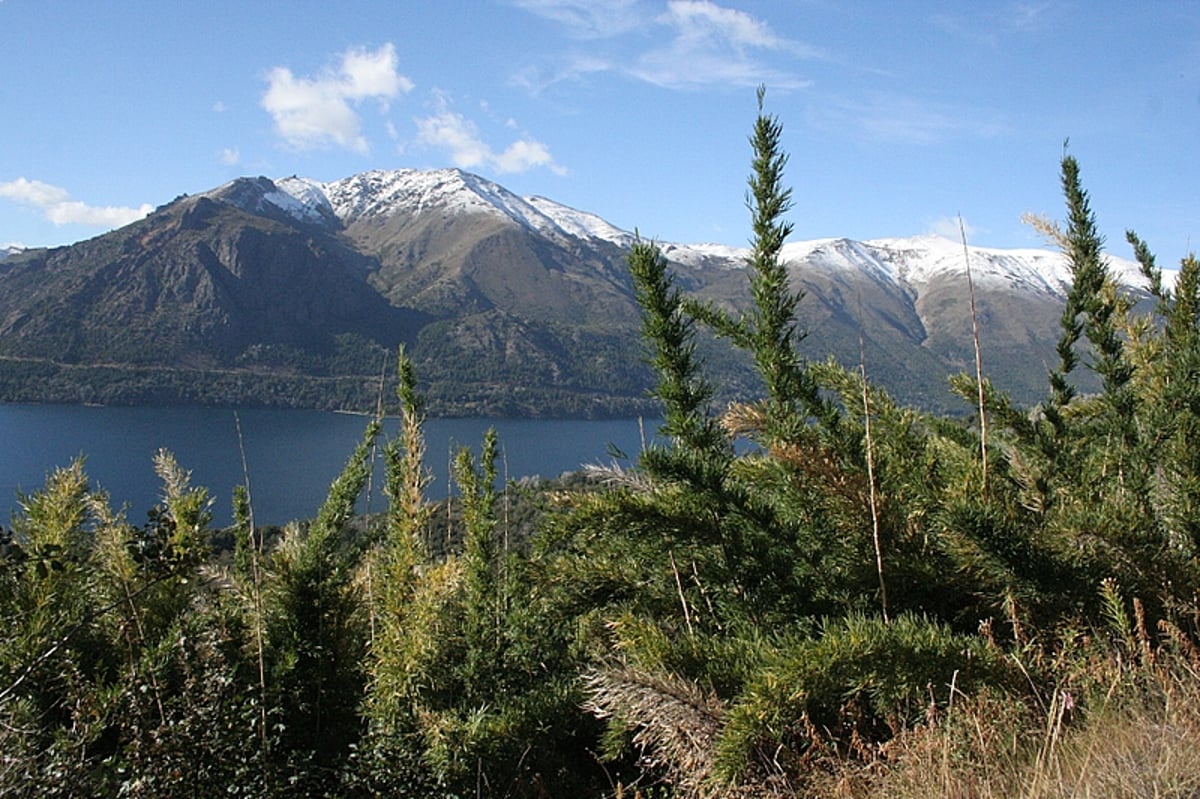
[0,167,1150,416]
[196,168,1157,300]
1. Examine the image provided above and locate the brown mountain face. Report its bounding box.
[0,190,415,363]
[0,172,1116,416]
[0,178,661,414]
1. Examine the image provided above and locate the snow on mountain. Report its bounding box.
[265,167,1158,301]
[275,169,633,247]
[524,195,633,248]
[272,176,336,224]
[317,169,510,223]
[668,233,1156,301]
[199,176,337,226]
[658,241,747,269]
[857,234,1154,297]
[0,245,23,262]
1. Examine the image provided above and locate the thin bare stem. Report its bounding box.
[363,352,390,645]
[669,549,695,636]
[234,410,270,771]
[857,290,889,623]
[960,215,989,497]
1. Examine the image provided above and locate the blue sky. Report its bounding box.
[2,1,1198,268]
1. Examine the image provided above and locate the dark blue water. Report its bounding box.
[0,405,659,527]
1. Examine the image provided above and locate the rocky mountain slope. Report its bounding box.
[0,168,1149,416]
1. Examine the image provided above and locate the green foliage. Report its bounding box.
[629,237,725,458]
[98,601,274,797]
[558,98,1200,795]
[260,418,380,790]
[714,614,1008,785]
[5,92,1200,799]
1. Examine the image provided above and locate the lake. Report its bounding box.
[0,404,660,527]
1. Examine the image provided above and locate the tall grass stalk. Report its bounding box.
[959,215,989,497]
[837,643,1200,799]
[857,289,888,622]
[234,410,270,774]
[362,352,390,645]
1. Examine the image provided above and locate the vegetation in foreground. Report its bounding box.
[2,90,1199,797]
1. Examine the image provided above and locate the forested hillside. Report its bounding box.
[2,93,1199,798]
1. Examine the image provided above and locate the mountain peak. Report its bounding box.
[217,166,1161,299]
[202,176,338,227]
[319,168,477,221]
[272,167,633,248]
[0,164,1170,416]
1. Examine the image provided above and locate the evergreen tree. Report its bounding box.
[263,419,379,789]
[687,86,834,445]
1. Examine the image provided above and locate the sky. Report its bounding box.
[1,1,1198,268]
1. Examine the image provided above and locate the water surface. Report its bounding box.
[0,404,657,527]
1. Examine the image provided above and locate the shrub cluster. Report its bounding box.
[2,92,1198,798]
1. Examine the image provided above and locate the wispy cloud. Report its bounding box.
[810,93,1009,145]
[1010,2,1054,31]
[513,0,816,91]
[665,1,789,50]
[261,43,414,154]
[928,215,983,241]
[414,96,566,175]
[0,178,152,228]
[219,147,240,166]
[932,2,1060,47]
[512,0,644,38]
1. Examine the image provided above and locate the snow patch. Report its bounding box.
[273,176,336,223]
[525,196,633,247]
[259,167,1165,300]
[659,241,746,268]
[659,233,1160,300]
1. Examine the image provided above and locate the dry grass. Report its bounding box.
[814,647,1200,799]
[584,643,1200,799]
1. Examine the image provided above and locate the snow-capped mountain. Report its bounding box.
[0,166,1154,414]
[782,234,1153,297]
[264,169,1150,303]
[272,169,634,249]
[0,245,24,262]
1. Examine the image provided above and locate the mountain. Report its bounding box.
[0,168,1151,416]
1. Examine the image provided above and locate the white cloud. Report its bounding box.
[0,177,69,207]
[415,111,489,168]
[261,43,414,154]
[213,100,227,113]
[665,0,785,50]
[494,138,561,174]
[509,55,612,94]
[1011,3,1053,31]
[414,103,566,175]
[0,177,152,228]
[633,1,817,89]
[514,0,815,91]
[929,215,982,241]
[219,147,240,166]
